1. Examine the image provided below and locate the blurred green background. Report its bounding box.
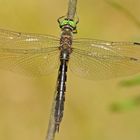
[0,0,140,140]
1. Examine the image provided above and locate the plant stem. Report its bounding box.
[45,1,77,140]
[67,0,77,20]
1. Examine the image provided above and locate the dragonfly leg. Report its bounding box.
[57,16,66,24]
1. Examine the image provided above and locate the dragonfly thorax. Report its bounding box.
[61,27,73,37]
[60,28,73,54]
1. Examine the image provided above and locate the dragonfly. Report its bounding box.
[0,16,140,132]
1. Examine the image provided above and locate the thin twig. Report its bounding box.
[45,0,77,140]
[67,0,77,20]
[45,87,57,140]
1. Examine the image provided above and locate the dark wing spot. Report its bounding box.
[130,57,138,61]
[134,42,140,45]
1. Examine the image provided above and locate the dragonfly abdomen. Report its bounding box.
[54,50,69,132]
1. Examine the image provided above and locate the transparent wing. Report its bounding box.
[0,29,60,76]
[69,38,140,80]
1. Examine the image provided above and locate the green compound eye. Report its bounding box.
[60,19,76,28]
[68,20,76,28]
[60,20,68,26]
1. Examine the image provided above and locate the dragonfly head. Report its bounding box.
[58,16,79,33]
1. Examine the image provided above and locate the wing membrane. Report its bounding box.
[0,29,60,76]
[70,39,140,80]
